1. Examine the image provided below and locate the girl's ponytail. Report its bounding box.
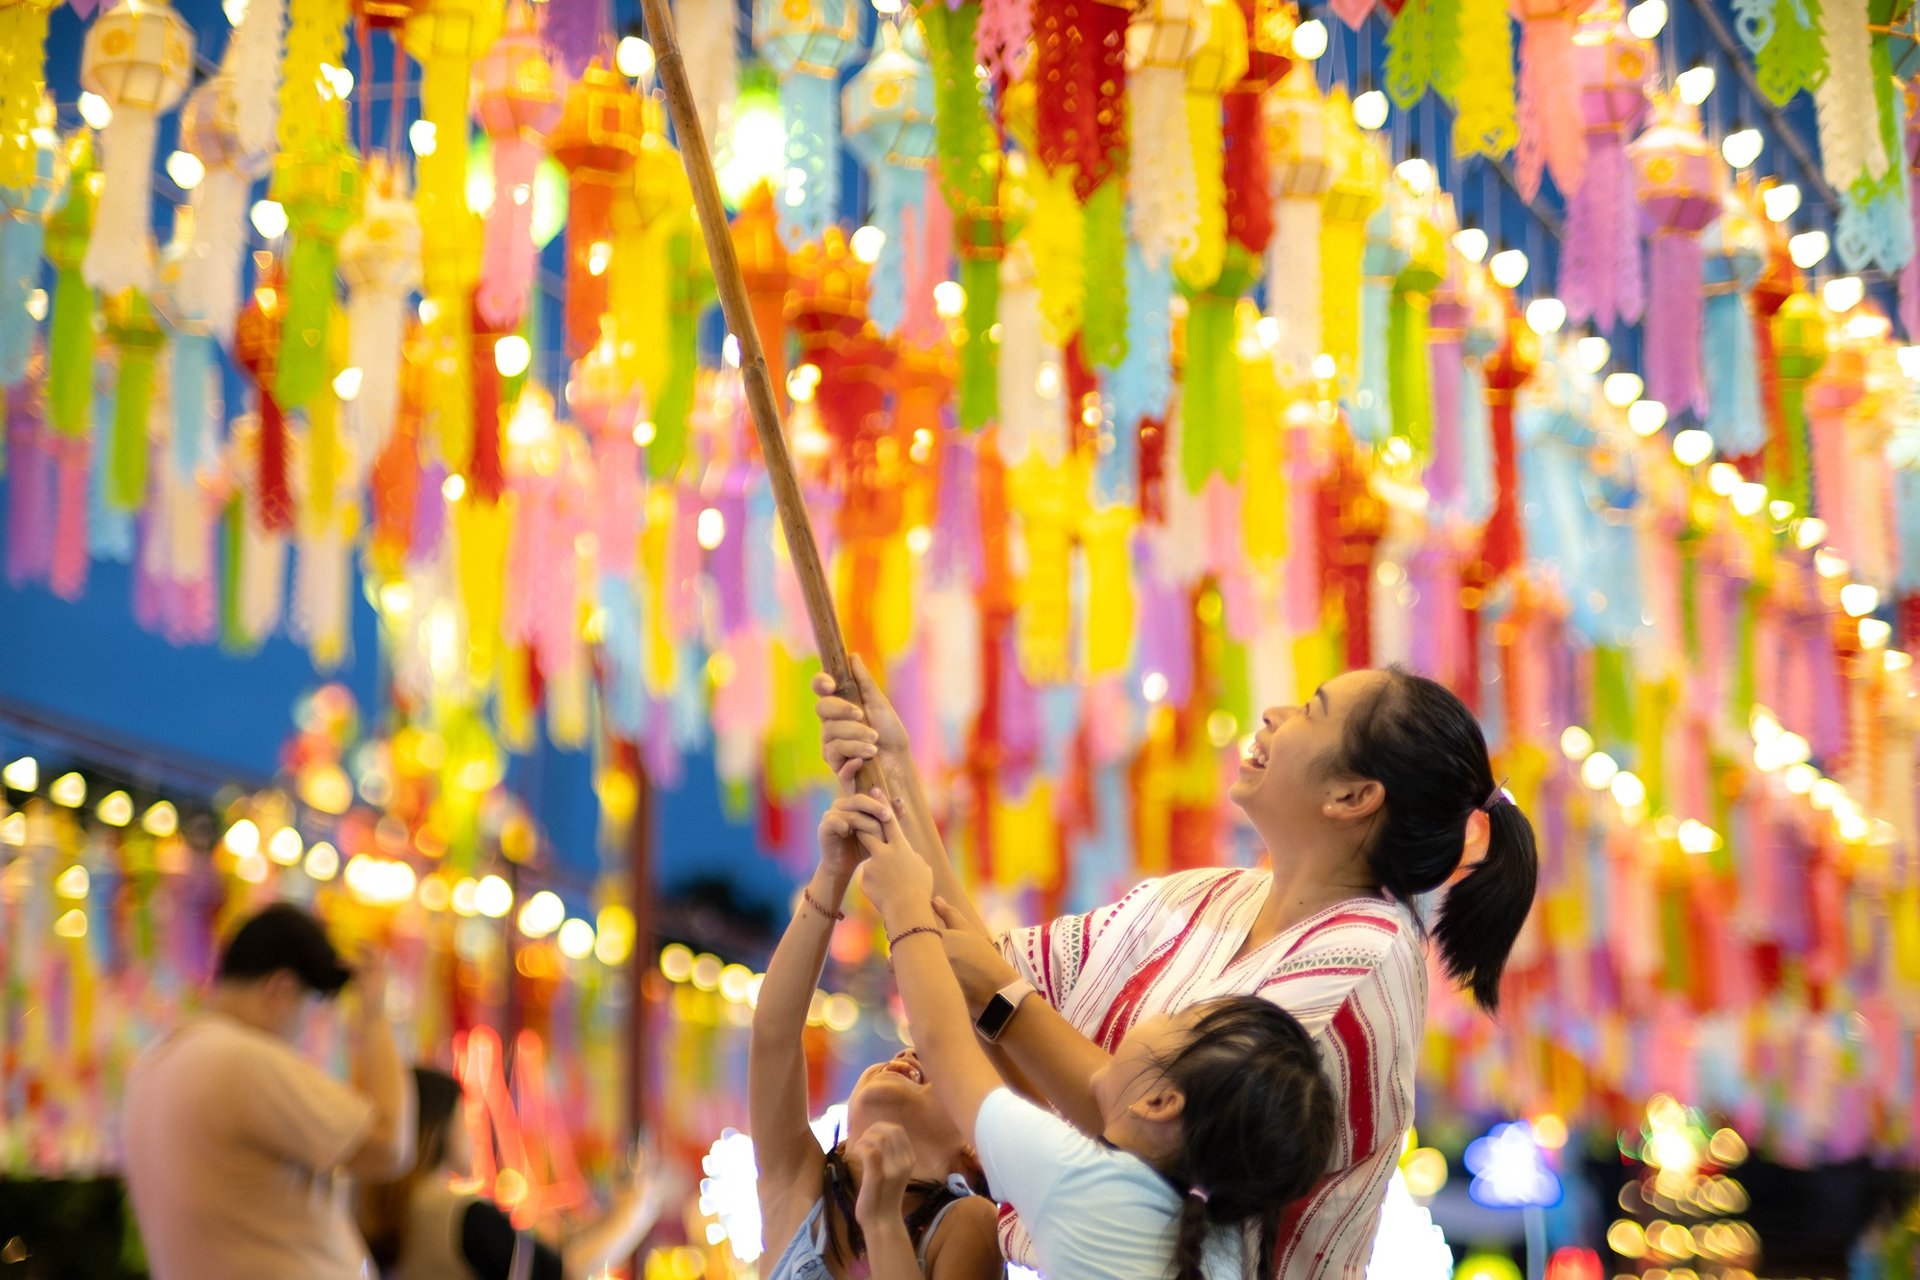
[1170,1190,1212,1280]
[1432,798,1539,1013]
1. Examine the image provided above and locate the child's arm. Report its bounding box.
[749,797,871,1205]
[848,1121,931,1280]
[856,805,1013,1144]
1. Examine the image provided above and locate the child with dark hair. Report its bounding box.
[748,794,1004,1279]
[848,789,1337,1280]
[357,1067,662,1280]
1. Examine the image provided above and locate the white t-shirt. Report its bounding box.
[123,1011,375,1280]
[974,1088,1245,1280]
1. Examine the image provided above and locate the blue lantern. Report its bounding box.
[842,18,935,335]
[753,0,862,245]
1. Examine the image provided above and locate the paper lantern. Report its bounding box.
[170,75,274,342]
[1128,0,1203,266]
[0,94,62,387]
[1319,90,1387,383]
[1178,0,1250,290]
[730,183,791,403]
[101,287,164,510]
[403,0,503,290]
[1512,0,1598,201]
[42,133,94,439]
[753,0,862,245]
[1349,196,1410,444]
[1563,9,1649,329]
[1179,245,1262,487]
[1770,291,1827,515]
[1390,211,1448,458]
[1264,61,1334,381]
[1805,335,1870,552]
[843,19,936,336]
[0,0,58,192]
[1702,184,1767,457]
[548,61,642,356]
[1629,94,1723,418]
[339,158,422,472]
[473,1,565,329]
[272,134,362,411]
[78,0,193,294]
[1223,0,1287,259]
[235,258,294,531]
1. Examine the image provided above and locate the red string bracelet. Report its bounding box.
[801,888,844,922]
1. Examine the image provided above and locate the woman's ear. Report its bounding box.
[1323,777,1385,823]
[1130,1082,1188,1126]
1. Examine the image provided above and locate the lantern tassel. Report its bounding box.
[1111,244,1174,433]
[1130,69,1199,268]
[778,73,839,247]
[958,246,1001,431]
[866,164,920,337]
[275,231,337,410]
[229,0,286,157]
[170,331,215,475]
[1562,128,1644,328]
[47,258,92,437]
[110,323,161,510]
[5,386,52,586]
[1268,199,1323,383]
[1083,179,1129,369]
[478,135,542,330]
[1645,233,1707,417]
[564,176,616,356]
[176,167,255,341]
[1704,275,1766,457]
[1514,18,1588,201]
[1179,93,1228,290]
[82,109,162,295]
[51,434,90,599]
[258,395,293,532]
[0,215,45,386]
[470,300,505,503]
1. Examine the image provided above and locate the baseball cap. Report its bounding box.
[217,903,353,996]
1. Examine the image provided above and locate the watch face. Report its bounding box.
[977,995,1014,1040]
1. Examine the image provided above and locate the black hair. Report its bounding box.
[1155,997,1337,1280]
[359,1067,465,1268]
[820,1141,981,1266]
[217,902,352,996]
[1321,665,1539,1013]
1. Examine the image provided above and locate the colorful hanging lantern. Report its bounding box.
[403,0,503,286]
[0,93,61,387]
[172,74,274,342]
[101,287,164,510]
[1454,0,1517,159]
[1178,0,1250,291]
[339,158,422,473]
[1512,0,1597,201]
[1264,61,1335,383]
[43,133,94,439]
[843,19,936,337]
[1128,0,1203,267]
[730,183,791,409]
[473,0,565,330]
[1811,0,1887,201]
[78,0,193,295]
[229,0,289,160]
[1223,0,1287,259]
[1319,90,1387,384]
[1770,291,1827,515]
[547,61,643,357]
[753,0,862,245]
[0,0,58,192]
[1563,6,1648,330]
[1179,246,1262,487]
[1629,94,1723,418]
[235,257,294,531]
[271,133,361,412]
[1349,198,1410,444]
[1390,208,1447,458]
[1702,184,1768,458]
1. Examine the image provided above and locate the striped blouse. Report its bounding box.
[996,867,1426,1279]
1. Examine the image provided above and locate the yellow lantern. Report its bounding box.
[1178,0,1250,291]
[1319,90,1387,380]
[1264,61,1335,381]
[0,0,59,192]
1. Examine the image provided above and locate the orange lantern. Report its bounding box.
[547,62,643,356]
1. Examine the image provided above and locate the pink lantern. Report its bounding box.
[1629,94,1723,417]
[473,0,565,329]
[1563,8,1649,329]
[1511,0,1598,201]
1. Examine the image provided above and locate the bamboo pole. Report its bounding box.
[639,0,882,787]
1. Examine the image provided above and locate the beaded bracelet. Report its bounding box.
[801,887,845,922]
[885,924,940,971]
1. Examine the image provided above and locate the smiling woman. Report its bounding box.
[814,659,1539,1278]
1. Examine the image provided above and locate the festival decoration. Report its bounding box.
[1265,62,1334,383]
[1127,0,1202,268]
[1563,7,1648,331]
[42,133,94,440]
[753,0,862,246]
[339,158,422,473]
[1512,0,1595,201]
[1319,89,1386,385]
[1178,0,1249,292]
[235,256,294,532]
[548,61,642,357]
[0,94,60,386]
[1768,291,1827,515]
[77,0,193,295]
[102,286,163,510]
[0,0,58,193]
[1736,0,1827,106]
[1701,186,1768,458]
[1453,0,1517,159]
[842,19,936,338]
[1629,94,1722,419]
[473,1,565,331]
[171,75,273,344]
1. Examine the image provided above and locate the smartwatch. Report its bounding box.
[974,979,1036,1042]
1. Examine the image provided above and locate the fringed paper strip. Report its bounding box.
[44,136,95,438]
[1769,293,1826,518]
[474,7,565,332]
[50,431,89,598]
[1111,244,1174,434]
[1514,12,1589,201]
[676,0,739,145]
[549,64,642,357]
[103,290,163,511]
[227,0,286,158]
[1753,0,1827,106]
[1702,205,1767,457]
[89,370,133,562]
[1383,0,1439,110]
[1631,101,1722,418]
[339,161,421,475]
[1128,67,1199,268]
[1562,129,1644,328]
[0,5,53,193]
[1349,203,1406,444]
[1389,223,1444,457]
[1453,0,1516,158]
[1083,180,1130,369]
[1026,165,1086,346]
[5,380,53,587]
[172,76,271,343]
[1811,0,1886,193]
[543,0,607,78]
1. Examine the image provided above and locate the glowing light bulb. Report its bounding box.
[442,473,466,502]
[1676,64,1716,106]
[1626,0,1669,38]
[1672,429,1713,466]
[409,119,437,156]
[1559,726,1594,760]
[1721,128,1763,170]
[332,366,363,401]
[933,280,967,318]
[249,199,288,239]
[1627,399,1668,436]
[97,791,133,828]
[1394,157,1435,195]
[1292,17,1329,59]
[475,874,514,918]
[1575,335,1611,374]
[1788,230,1830,269]
[517,889,565,938]
[558,918,596,959]
[2,757,38,792]
[616,35,655,78]
[166,150,205,191]
[850,224,886,264]
[1525,298,1567,335]
[493,335,532,377]
[1353,89,1389,132]
[78,92,112,130]
[1489,248,1529,289]
[1453,227,1489,263]
[1730,481,1768,516]
[1610,770,1647,809]
[1763,183,1802,223]
[1859,617,1892,648]
[1840,582,1881,617]
[697,507,727,550]
[1580,751,1620,790]
[1794,517,1828,549]
[1602,371,1644,407]
[1821,276,1864,313]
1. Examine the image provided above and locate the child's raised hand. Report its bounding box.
[848,1120,916,1228]
[817,789,897,883]
[854,791,933,921]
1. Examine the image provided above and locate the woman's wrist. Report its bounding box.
[803,868,851,916]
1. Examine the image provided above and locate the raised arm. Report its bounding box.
[749,804,865,1206]
[856,805,1015,1141]
[812,658,992,939]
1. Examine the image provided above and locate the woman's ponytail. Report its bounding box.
[1170,1190,1212,1280]
[1432,799,1539,1013]
[1324,667,1540,1015]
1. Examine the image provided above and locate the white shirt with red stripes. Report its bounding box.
[995,867,1425,1280]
